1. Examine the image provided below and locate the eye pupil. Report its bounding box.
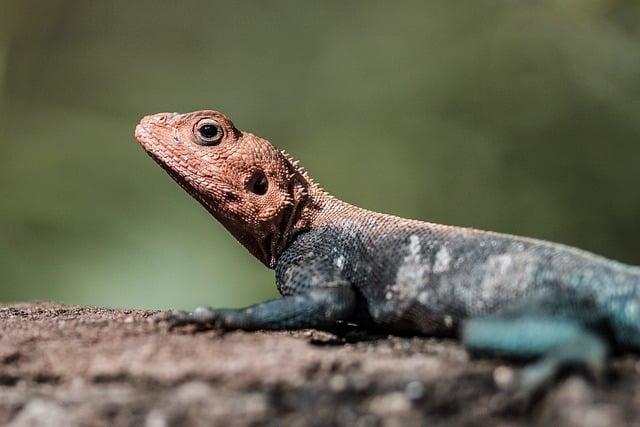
[199,124,218,140]
[195,120,222,146]
[251,172,268,195]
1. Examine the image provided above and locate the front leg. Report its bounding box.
[166,287,356,330]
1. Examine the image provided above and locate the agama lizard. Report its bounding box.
[135,110,640,390]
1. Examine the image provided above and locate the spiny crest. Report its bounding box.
[279,149,327,194]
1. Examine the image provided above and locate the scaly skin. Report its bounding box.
[135,110,640,390]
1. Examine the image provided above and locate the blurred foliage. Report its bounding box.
[1,0,639,309]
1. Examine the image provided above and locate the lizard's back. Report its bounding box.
[276,203,640,347]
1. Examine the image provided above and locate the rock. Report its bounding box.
[0,302,639,426]
[8,399,70,427]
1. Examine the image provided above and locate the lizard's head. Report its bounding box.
[134,110,313,267]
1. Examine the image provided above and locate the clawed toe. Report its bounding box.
[153,309,185,324]
[491,355,606,406]
[154,308,219,330]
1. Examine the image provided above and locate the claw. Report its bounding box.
[517,349,606,395]
[166,309,195,329]
[153,309,198,329]
[153,309,185,324]
[155,307,224,331]
[492,343,607,403]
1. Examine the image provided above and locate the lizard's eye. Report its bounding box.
[195,119,222,146]
[248,170,268,195]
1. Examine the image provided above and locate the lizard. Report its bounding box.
[135,109,640,390]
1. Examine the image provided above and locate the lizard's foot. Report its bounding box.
[155,288,356,332]
[516,334,607,394]
[463,316,608,396]
[156,306,228,330]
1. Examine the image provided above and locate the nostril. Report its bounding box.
[155,112,180,124]
[138,112,180,129]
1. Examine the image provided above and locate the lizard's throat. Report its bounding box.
[158,166,305,268]
[210,208,298,269]
[163,168,273,265]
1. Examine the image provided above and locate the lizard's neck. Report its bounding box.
[266,156,345,264]
[274,178,351,260]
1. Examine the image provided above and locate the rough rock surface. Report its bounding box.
[0,302,639,427]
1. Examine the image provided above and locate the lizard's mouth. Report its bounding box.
[134,121,223,216]
[134,121,161,150]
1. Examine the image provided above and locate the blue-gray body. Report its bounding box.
[275,212,640,354]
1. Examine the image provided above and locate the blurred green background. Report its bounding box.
[1,1,639,309]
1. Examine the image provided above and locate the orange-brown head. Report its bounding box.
[134,110,314,267]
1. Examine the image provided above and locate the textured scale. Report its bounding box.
[135,110,640,391]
